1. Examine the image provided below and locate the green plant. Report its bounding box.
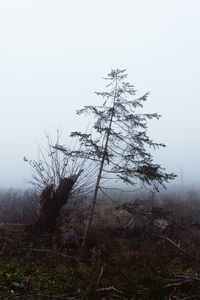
[69,69,176,245]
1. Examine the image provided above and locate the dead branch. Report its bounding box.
[0,242,7,255]
[102,244,113,257]
[165,273,200,288]
[22,294,75,299]
[0,285,10,291]
[17,248,79,260]
[0,235,13,242]
[100,186,144,193]
[96,286,124,294]
[96,264,107,286]
[155,234,198,261]
[124,216,135,229]
[110,294,128,300]
[99,186,114,202]
[165,279,192,288]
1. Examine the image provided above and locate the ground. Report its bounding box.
[1,200,200,299]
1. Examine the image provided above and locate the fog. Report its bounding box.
[0,0,199,188]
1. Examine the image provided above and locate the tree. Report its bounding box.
[24,130,97,196]
[70,69,176,246]
[24,130,98,235]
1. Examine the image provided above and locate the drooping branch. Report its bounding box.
[69,68,176,246]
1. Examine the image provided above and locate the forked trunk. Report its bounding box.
[31,172,82,235]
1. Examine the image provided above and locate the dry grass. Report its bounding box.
[0,188,200,299]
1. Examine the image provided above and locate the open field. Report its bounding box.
[0,186,200,299]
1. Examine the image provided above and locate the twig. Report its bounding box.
[165,279,192,288]
[0,242,7,255]
[97,286,123,294]
[99,187,114,202]
[18,294,75,299]
[165,273,200,288]
[102,244,113,257]
[155,234,198,261]
[0,235,13,241]
[111,294,128,300]
[0,285,10,290]
[123,216,135,229]
[17,248,79,260]
[96,264,106,286]
[100,186,144,193]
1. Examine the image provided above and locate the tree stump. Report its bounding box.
[32,174,81,235]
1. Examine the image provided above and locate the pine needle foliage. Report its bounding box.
[70,69,176,245]
[71,69,176,190]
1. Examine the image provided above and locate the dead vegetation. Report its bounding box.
[0,187,200,299]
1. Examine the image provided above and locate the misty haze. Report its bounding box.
[0,1,200,299]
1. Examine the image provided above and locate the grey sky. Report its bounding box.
[0,0,199,188]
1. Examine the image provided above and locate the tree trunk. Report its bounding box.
[32,174,81,235]
[81,78,118,247]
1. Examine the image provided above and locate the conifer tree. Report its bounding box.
[70,69,176,246]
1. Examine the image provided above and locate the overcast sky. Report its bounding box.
[0,0,199,188]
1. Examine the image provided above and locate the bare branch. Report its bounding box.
[96,264,107,286]
[155,234,198,261]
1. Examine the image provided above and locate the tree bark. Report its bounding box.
[32,174,80,235]
[81,77,118,247]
